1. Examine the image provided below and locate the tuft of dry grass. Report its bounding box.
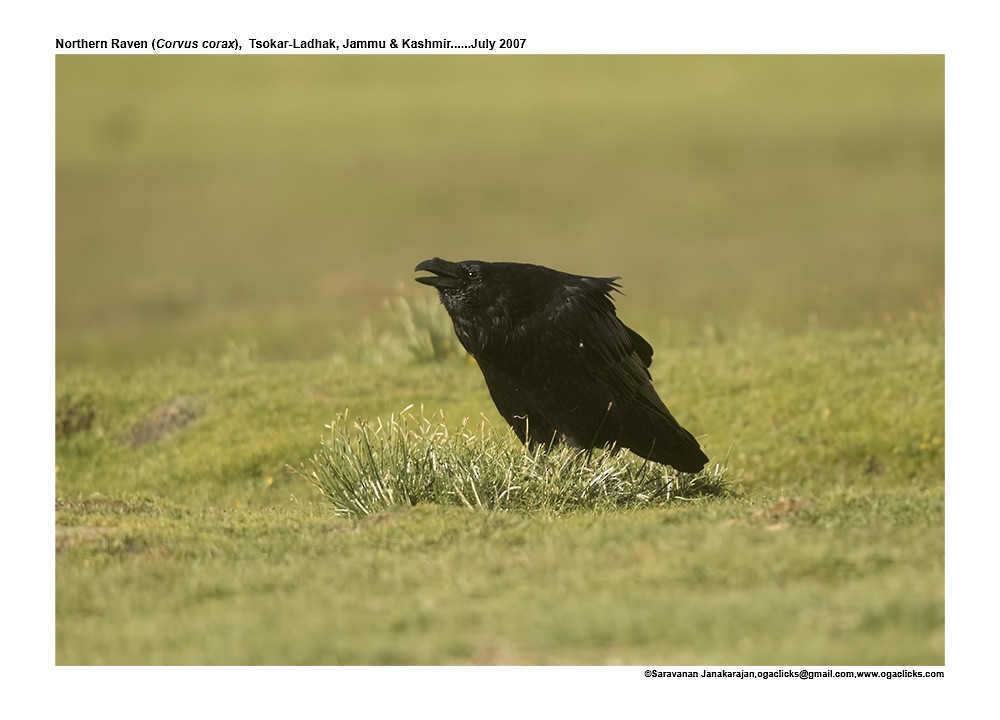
[297,407,729,517]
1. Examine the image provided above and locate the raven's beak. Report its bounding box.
[415,258,464,289]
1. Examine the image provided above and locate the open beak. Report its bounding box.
[415,258,465,289]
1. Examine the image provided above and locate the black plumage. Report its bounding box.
[414,258,708,473]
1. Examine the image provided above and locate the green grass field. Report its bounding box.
[55,55,944,665]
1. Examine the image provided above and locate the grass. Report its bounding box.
[55,500,942,665]
[55,304,944,665]
[54,55,943,665]
[301,408,730,516]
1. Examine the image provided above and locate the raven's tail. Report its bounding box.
[630,403,708,473]
[645,428,708,473]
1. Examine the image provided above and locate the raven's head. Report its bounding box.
[415,258,508,355]
[414,258,492,310]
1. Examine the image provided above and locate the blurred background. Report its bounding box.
[56,55,943,365]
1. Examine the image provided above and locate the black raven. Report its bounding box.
[415,258,708,473]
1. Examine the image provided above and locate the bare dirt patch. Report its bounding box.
[122,396,201,447]
[56,393,98,439]
[56,497,160,515]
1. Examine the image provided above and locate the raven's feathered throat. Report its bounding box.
[415,258,708,473]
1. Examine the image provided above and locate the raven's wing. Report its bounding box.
[547,280,708,471]
[549,280,656,397]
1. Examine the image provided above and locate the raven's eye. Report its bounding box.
[467,270,478,278]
